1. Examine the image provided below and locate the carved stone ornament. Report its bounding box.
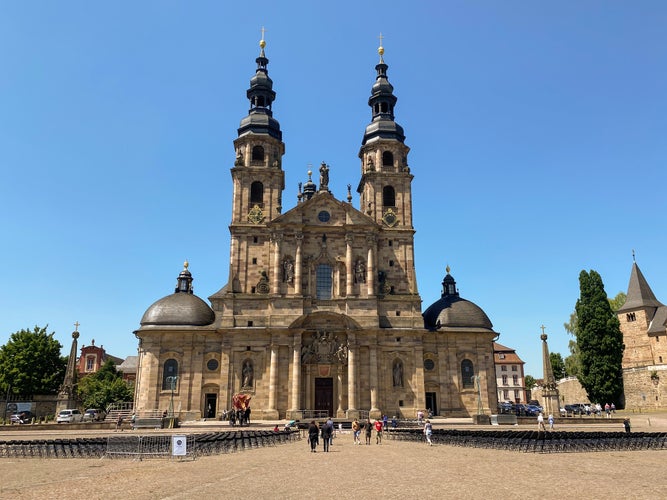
[382,208,398,227]
[248,204,265,224]
[256,270,270,294]
[301,331,348,365]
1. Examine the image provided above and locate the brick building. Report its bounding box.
[617,261,667,408]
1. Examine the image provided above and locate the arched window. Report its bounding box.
[162,359,179,390]
[316,264,333,300]
[383,186,395,207]
[250,181,264,204]
[252,145,264,162]
[382,151,393,167]
[461,359,474,389]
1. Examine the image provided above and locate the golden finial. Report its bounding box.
[445,265,450,274]
[260,26,267,49]
[378,32,385,63]
[183,260,189,270]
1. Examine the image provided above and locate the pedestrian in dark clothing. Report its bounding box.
[321,422,332,452]
[308,420,319,452]
[624,418,631,434]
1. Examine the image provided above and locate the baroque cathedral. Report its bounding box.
[133,37,500,420]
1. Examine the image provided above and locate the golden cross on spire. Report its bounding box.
[378,32,385,63]
[259,26,267,51]
[540,324,546,334]
[74,321,80,332]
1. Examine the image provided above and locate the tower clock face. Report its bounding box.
[318,210,331,222]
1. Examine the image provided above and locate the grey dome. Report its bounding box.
[423,296,493,330]
[140,262,215,327]
[141,292,215,326]
[422,270,493,331]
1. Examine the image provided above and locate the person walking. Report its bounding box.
[352,419,361,445]
[364,419,373,445]
[308,420,319,453]
[321,422,332,452]
[548,413,554,430]
[424,419,433,446]
[375,419,383,444]
[537,412,546,431]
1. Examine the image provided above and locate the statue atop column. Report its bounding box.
[319,162,329,192]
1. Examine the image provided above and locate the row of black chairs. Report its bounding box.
[386,429,667,453]
[0,430,299,459]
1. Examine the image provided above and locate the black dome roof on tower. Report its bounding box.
[237,37,282,141]
[422,268,493,331]
[361,44,405,145]
[140,262,215,327]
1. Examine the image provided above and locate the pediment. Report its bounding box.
[269,191,378,230]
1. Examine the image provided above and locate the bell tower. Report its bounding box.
[227,31,285,293]
[357,38,418,297]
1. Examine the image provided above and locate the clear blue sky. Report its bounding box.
[1,1,665,379]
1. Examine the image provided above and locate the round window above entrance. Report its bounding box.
[207,359,219,371]
[318,210,330,222]
[424,359,435,371]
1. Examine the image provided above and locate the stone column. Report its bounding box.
[295,233,303,295]
[414,340,426,412]
[220,342,232,416]
[346,234,353,296]
[366,235,376,296]
[266,343,279,419]
[336,363,344,417]
[271,233,282,294]
[369,335,380,418]
[347,333,358,415]
[289,333,302,418]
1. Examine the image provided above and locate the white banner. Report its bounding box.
[172,435,187,456]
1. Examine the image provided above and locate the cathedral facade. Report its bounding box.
[133,39,499,420]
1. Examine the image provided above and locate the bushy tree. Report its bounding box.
[77,359,133,410]
[575,270,625,405]
[0,326,67,396]
[524,375,536,391]
[550,352,566,380]
[564,292,625,379]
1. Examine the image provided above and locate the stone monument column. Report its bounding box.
[345,234,353,296]
[267,343,279,419]
[289,333,302,418]
[540,326,561,417]
[347,333,358,415]
[336,364,344,417]
[294,233,303,295]
[56,324,80,413]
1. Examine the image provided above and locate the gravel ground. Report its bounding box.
[1,413,666,500]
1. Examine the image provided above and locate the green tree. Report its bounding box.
[564,292,625,379]
[524,375,536,391]
[0,326,67,396]
[575,270,625,405]
[549,352,566,380]
[77,359,133,410]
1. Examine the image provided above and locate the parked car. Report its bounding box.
[56,409,83,423]
[525,405,542,416]
[83,409,106,422]
[498,401,515,414]
[564,403,587,415]
[10,411,33,424]
[514,404,528,415]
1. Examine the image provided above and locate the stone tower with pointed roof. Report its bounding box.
[133,35,499,420]
[617,261,667,408]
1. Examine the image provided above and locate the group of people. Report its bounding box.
[223,407,251,426]
[307,418,335,452]
[350,418,387,446]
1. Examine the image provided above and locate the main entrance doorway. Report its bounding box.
[314,378,333,417]
[425,392,437,416]
[204,393,217,419]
